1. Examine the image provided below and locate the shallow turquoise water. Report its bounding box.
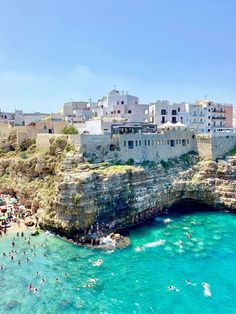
[0,210,236,314]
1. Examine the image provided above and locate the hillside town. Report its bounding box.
[0,89,236,162]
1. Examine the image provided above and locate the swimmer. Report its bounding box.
[27,283,33,292]
[202,282,211,297]
[168,285,180,292]
[40,278,45,284]
[178,240,183,249]
[0,265,3,270]
[56,277,60,283]
[186,280,197,286]
[186,233,191,239]
[26,257,30,262]
[2,252,6,256]
[88,278,97,283]
[34,288,39,294]
[92,258,103,266]
[64,273,68,278]
[135,247,143,252]
[36,271,40,276]
[17,260,21,265]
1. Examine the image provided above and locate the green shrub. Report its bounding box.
[20,152,28,159]
[126,158,134,165]
[62,125,78,135]
[74,193,82,204]
[31,138,36,145]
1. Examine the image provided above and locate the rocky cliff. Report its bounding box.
[0,146,235,238]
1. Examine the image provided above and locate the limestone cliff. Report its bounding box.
[40,152,236,236]
[0,146,235,238]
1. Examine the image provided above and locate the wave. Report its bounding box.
[143,240,166,248]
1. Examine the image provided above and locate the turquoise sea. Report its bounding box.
[0,209,236,314]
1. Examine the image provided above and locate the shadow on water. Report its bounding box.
[120,199,234,237]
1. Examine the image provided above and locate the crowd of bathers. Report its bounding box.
[0,231,70,295]
[0,194,32,235]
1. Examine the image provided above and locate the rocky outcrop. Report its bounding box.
[0,149,235,238]
[40,153,236,236]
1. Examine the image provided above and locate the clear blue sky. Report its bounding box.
[0,0,236,112]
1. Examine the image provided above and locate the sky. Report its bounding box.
[0,0,236,113]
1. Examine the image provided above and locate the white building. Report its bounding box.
[92,89,149,123]
[149,101,190,126]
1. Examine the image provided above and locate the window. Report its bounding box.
[111,111,113,114]
[172,110,177,115]
[117,101,119,105]
[135,140,138,146]
[172,117,177,123]
[161,116,165,123]
[187,139,189,144]
[114,110,116,114]
[208,116,210,119]
[124,140,126,147]
[139,140,141,146]
[135,101,138,104]
[128,110,132,114]
[121,101,124,105]
[208,123,210,126]
[145,140,147,146]
[128,141,134,149]
[170,140,175,147]
[178,107,180,112]
[167,140,170,145]
[161,109,167,115]
[176,139,178,144]
[182,139,186,147]
[148,140,150,146]
[208,109,211,112]
[208,129,210,132]
[117,110,121,114]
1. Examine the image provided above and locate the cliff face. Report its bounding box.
[0,149,235,237]
[40,153,236,235]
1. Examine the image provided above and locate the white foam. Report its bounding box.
[143,240,166,248]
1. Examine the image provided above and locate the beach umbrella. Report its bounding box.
[19,205,25,210]
[0,208,7,213]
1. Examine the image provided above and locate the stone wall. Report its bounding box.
[196,133,236,160]
[36,134,68,150]
[115,130,195,162]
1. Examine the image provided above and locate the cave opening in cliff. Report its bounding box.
[167,199,218,214]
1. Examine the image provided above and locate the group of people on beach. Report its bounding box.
[0,193,32,235]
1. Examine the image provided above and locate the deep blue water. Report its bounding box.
[0,210,235,314]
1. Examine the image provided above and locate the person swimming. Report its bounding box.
[202,282,211,297]
[186,233,191,239]
[178,240,183,249]
[93,258,103,266]
[168,285,180,292]
[34,288,39,294]
[27,283,33,292]
[40,278,45,284]
[186,280,197,286]
[56,277,60,283]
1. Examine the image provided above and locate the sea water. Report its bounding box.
[0,210,235,314]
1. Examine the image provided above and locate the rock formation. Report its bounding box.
[0,146,235,238]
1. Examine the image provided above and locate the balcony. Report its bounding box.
[212,116,226,120]
[212,109,226,113]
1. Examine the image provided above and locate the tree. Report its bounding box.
[62,125,78,135]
